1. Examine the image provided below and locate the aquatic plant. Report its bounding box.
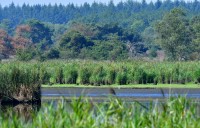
[0,97,200,128]
[0,62,41,103]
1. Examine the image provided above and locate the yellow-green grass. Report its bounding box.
[42,83,200,88]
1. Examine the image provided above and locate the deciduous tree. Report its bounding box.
[155,8,192,61]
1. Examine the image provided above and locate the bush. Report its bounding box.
[47,48,60,59]
[16,49,35,61]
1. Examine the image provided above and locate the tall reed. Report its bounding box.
[0,97,200,127]
[1,60,200,86]
[0,62,41,103]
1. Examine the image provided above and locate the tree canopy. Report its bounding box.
[0,1,199,61]
[155,8,200,61]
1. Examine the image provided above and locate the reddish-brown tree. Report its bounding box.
[15,25,31,37]
[0,29,12,54]
[11,25,32,50]
[11,37,31,49]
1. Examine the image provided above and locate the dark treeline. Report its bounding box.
[0,0,199,61]
[0,0,200,28]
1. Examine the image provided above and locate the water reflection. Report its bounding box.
[0,103,41,122]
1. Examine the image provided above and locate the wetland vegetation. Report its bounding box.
[2,61,199,86]
[1,61,200,89]
[1,97,200,127]
[0,63,41,104]
[0,60,199,127]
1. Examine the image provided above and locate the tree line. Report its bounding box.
[0,0,200,28]
[0,0,199,61]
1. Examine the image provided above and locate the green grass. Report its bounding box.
[1,97,200,127]
[42,83,200,88]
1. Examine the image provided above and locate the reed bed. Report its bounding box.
[0,62,41,103]
[1,97,200,127]
[46,61,200,85]
[1,61,200,87]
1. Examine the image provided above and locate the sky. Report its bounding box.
[0,0,128,7]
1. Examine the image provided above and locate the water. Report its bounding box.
[42,92,200,98]
[41,87,200,99]
[2,87,200,120]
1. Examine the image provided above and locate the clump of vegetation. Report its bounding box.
[78,66,92,85]
[90,66,106,86]
[0,62,41,103]
[195,69,200,84]
[64,67,78,84]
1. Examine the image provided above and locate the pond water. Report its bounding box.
[42,92,200,98]
[2,87,200,120]
[41,87,200,98]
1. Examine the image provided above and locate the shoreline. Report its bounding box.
[42,84,200,89]
[41,87,200,99]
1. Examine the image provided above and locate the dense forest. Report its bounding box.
[0,0,199,61]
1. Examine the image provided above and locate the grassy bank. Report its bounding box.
[1,97,200,127]
[42,83,200,88]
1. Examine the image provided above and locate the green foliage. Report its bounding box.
[59,31,94,58]
[55,67,64,84]
[39,67,50,84]
[194,69,200,83]
[134,67,147,84]
[0,1,200,61]
[116,67,128,85]
[26,19,53,46]
[1,60,199,86]
[63,65,78,84]
[1,97,200,127]
[155,8,192,61]
[131,20,146,33]
[90,40,128,60]
[16,49,35,61]
[0,0,200,28]
[190,16,200,60]
[46,48,60,59]
[0,63,41,101]
[78,67,91,85]
[148,48,158,58]
[0,19,12,34]
[59,31,93,50]
[105,68,116,85]
[90,66,106,86]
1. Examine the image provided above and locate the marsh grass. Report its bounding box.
[0,97,200,128]
[1,61,200,87]
[39,61,200,86]
[0,62,41,103]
